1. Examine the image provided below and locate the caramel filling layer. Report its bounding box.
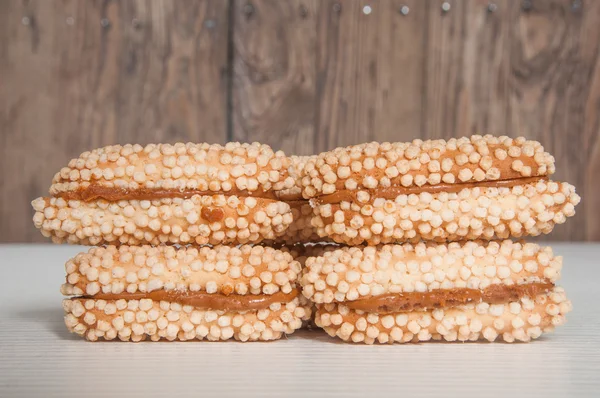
[57,185,299,202]
[345,282,552,313]
[84,289,299,311]
[315,176,544,205]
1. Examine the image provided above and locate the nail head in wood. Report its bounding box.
[333,3,341,13]
[66,16,74,26]
[132,18,141,29]
[21,16,30,26]
[363,5,372,15]
[243,3,255,16]
[522,0,532,11]
[100,18,110,28]
[571,0,582,12]
[487,3,497,12]
[299,5,308,18]
[204,19,216,29]
[442,2,451,12]
[399,5,410,15]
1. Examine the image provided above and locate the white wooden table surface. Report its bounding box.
[1,243,599,397]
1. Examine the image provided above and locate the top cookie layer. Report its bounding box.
[301,135,555,198]
[50,142,295,199]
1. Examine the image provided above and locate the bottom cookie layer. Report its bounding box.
[63,297,311,341]
[315,287,570,344]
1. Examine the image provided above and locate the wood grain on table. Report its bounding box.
[1,0,599,242]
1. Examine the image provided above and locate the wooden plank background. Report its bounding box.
[1,0,599,242]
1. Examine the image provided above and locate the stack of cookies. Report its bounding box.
[32,135,580,344]
[298,135,579,343]
[32,143,313,341]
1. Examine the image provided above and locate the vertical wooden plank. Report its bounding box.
[114,0,229,144]
[315,0,428,152]
[0,0,229,243]
[507,0,600,241]
[582,3,600,241]
[423,0,513,140]
[232,0,317,155]
[0,0,76,244]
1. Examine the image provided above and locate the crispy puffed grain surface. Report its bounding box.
[63,296,311,341]
[280,243,341,268]
[61,245,301,297]
[301,135,555,198]
[276,155,314,200]
[311,180,579,245]
[270,201,324,244]
[32,195,292,246]
[301,240,561,304]
[50,142,295,197]
[269,155,324,244]
[315,287,570,344]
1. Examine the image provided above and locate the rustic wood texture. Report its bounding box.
[231,0,317,155]
[1,0,599,242]
[315,0,428,151]
[423,0,514,140]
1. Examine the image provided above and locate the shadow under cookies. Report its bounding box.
[15,306,78,341]
[12,307,337,343]
[291,328,347,344]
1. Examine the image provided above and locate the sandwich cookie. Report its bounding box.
[62,245,311,341]
[301,240,571,344]
[32,142,296,245]
[301,136,580,245]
